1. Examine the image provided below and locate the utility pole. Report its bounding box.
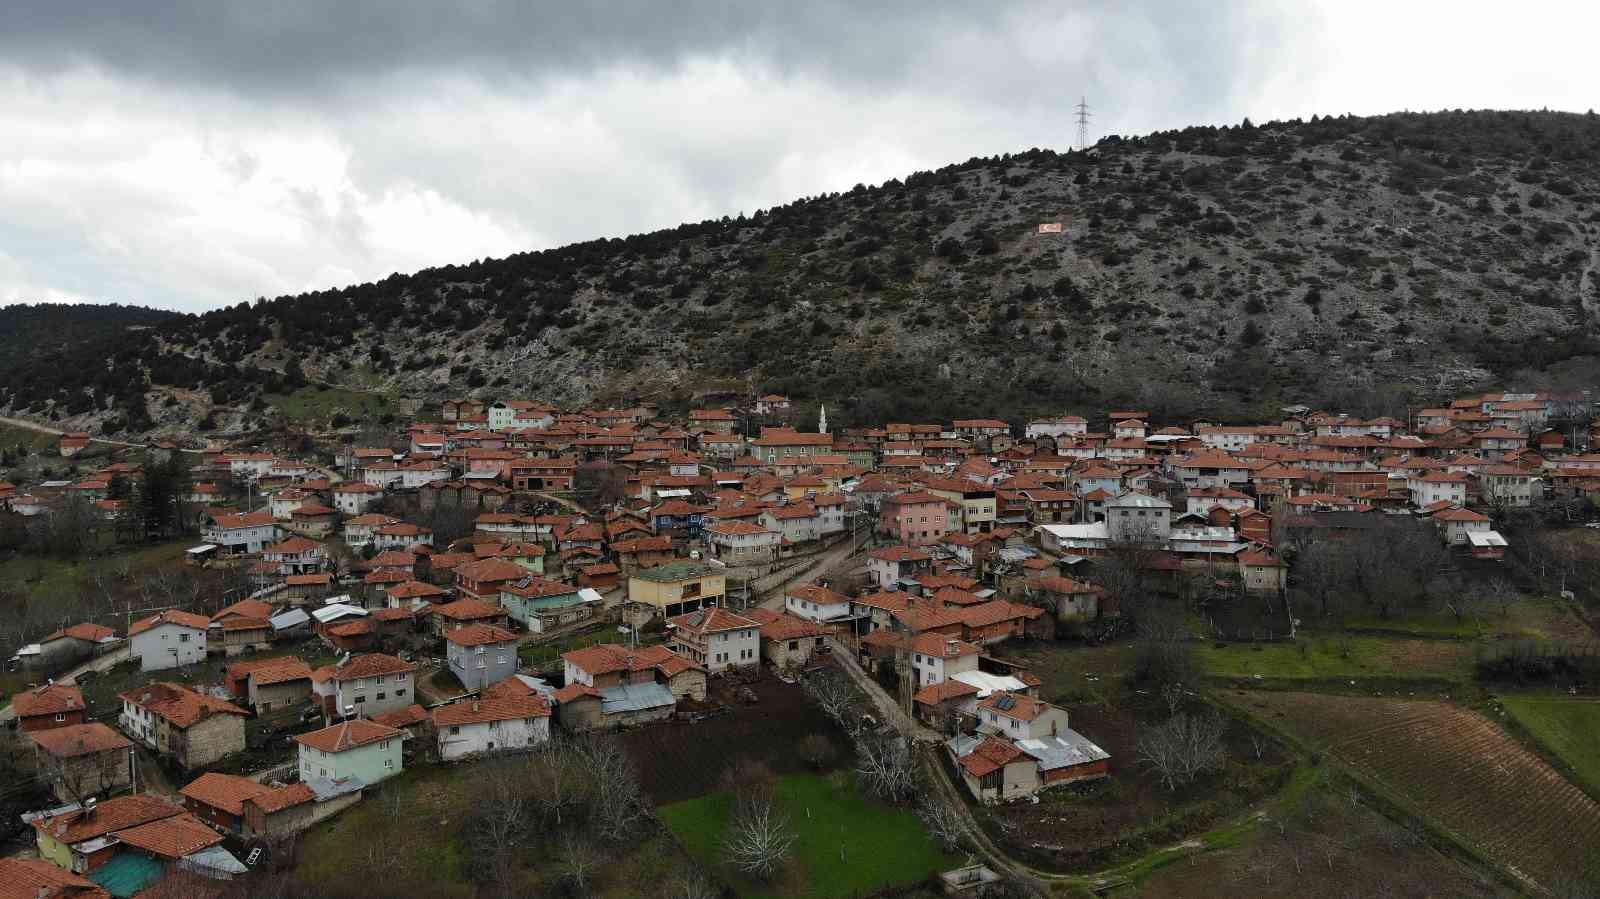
[1074,96,1092,151]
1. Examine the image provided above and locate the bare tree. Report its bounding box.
[576,735,650,843]
[855,735,918,802]
[804,669,858,729]
[527,738,592,829]
[665,869,722,899]
[557,833,597,896]
[721,790,798,880]
[797,733,837,770]
[1138,711,1228,791]
[916,795,970,853]
[466,762,534,897]
[1473,577,1520,619]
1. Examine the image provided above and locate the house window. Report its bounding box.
[179,633,190,643]
[354,695,366,704]
[55,713,66,722]
[396,689,407,697]
[384,759,394,770]
[450,725,460,735]
[377,692,387,701]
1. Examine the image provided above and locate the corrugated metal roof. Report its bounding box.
[1016,730,1110,771]
[599,681,674,713]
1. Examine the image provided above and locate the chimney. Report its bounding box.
[472,702,481,713]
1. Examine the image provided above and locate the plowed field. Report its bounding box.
[1225,691,1600,891]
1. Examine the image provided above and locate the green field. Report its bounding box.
[0,421,61,454]
[263,386,395,425]
[659,772,957,899]
[1499,697,1600,797]
[0,538,196,606]
[1195,634,1475,684]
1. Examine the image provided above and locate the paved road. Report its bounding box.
[754,533,872,611]
[0,645,130,724]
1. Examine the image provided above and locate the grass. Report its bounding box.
[0,421,61,454]
[659,772,958,899]
[263,386,395,425]
[1195,634,1475,684]
[1342,598,1592,642]
[296,765,472,898]
[0,538,197,606]
[1498,696,1600,797]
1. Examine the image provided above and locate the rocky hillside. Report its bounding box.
[5,110,1599,436]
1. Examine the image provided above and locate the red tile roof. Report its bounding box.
[431,597,506,621]
[28,723,131,758]
[311,653,415,683]
[179,772,273,817]
[292,718,404,754]
[0,858,111,899]
[957,736,1027,777]
[444,623,519,647]
[431,680,550,727]
[40,622,117,644]
[128,609,209,636]
[32,794,183,845]
[119,683,248,728]
[110,812,224,859]
[12,683,85,718]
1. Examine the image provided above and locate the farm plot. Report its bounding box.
[1224,691,1600,892]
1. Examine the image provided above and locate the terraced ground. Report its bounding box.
[1224,691,1600,893]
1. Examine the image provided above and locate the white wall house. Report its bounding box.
[910,635,981,687]
[129,611,209,672]
[332,483,384,515]
[784,584,853,623]
[203,512,280,555]
[432,682,551,761]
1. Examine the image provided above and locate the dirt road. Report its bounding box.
[0,645,130,724]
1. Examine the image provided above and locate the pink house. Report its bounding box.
[879,491,951,546]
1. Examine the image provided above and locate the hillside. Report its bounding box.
[3,110,1599,437]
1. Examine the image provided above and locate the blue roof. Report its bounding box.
[88,852,165,897]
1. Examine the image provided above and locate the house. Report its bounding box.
[127,610,208,672]
[1104,491,1172,544]
[975,691,1070,741]
[224,656,313,713]
[179,772,276,835]
[667,608,761,672]
[1480,465,1537,507]
[954,600,1046,646]
[29,723,133,803]
[500,577,600,633]
[555,644,706,730]
[867,545,933,590]
[428,598,512,637]
[1409,470,1468,508]
[1236,544,1288,593]
[744,609,829,670]
[445,624,520,691]
[749,428,833,464]
[332,481,384,515]
[0,858,110,898]
[23,623,120,673]
[610,534,677,573]
[432,678,552,761]
[118,682,248,769]
[207,599,274,657]
[372,522,434,552]
[702,520,782,567]
[310,653,417,720]
[262,535,326,575]
[913,679,981,731]
[624,563,726,625]
[454,557,531,602]
[342,513,399,548]
[949,735,1040,804]
[30,793,183,878]
[201,510,279,554]
[909,633,981,687]
[784,582,854,624]
[1023,576,1104,623]
[13,683,87,733]
[1432,506,1493,546]
[879,491,952,546]
[294,719,406,785]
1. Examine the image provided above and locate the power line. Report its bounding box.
[1074,96,1092,151]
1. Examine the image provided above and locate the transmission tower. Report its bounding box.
[1074,96,1092,150]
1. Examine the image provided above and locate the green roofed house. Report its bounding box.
[498,576,601,633]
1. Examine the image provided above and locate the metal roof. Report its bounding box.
[599,681,675,714]
[270,609,311,631]
[1016,730,1111,771]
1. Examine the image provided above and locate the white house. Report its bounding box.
[332,482,384,516]
[203,511,280,555]
[432,679,551,761]
[1479,466,1537,508]
[1105,492,1172,544]
[867,546,932,590]
[1184,486,1253,517]
[909,634,981,688]
[294,719,405,784]
[129,610,209,672]
[784,583,853,623]
[1408,471,1469,508]
[227,454,276,481]
[703,520,782,566]
[1025,416,1087,440]
[666,608,761,673]
[976,692,1072,741]
[310,654,417,720]
[400,462,451,489]
[1433,507,1493,545]
[342,514,398,548]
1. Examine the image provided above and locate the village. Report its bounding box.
[0,388,1597,898]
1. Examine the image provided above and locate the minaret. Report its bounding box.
[818,405,828,435]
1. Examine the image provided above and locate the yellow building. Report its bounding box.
[625,563,726,625]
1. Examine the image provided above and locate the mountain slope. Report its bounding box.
[4,110,1599,436]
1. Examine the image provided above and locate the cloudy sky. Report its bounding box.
[1,1,1594,313]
